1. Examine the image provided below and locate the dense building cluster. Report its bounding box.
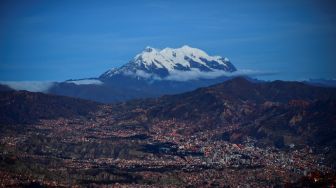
[0,104,334,187]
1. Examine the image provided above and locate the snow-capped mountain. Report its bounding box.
[100,45,236,81]
[15,46,240,103]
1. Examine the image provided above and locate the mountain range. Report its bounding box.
[1,46,244,103]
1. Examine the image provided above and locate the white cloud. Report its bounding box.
[65,79,103,85]
[0,81,56,92]
[164,69,225,81]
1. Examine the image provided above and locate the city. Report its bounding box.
[0,94,335,187]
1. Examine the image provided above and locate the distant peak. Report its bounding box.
[181,45,192,49]
[229,76,250,82]
[144,46,157,52]
[225,76,252,86]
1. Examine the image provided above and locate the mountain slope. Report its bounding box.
[123,77,336,155]
[148,77,336,121]
[0,91,99,124]
[0,84,14,92]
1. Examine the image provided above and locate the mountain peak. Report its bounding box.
[144,46,157,53]
[180,45,192,49]
[100,45,237,81]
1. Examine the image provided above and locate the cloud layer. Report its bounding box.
[128,69,276,82]
[0,81,56,92]
[65,79,103,85]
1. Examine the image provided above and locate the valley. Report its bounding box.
[1,77,335,187]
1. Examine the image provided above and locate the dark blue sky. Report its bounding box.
[1,0,336,81]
